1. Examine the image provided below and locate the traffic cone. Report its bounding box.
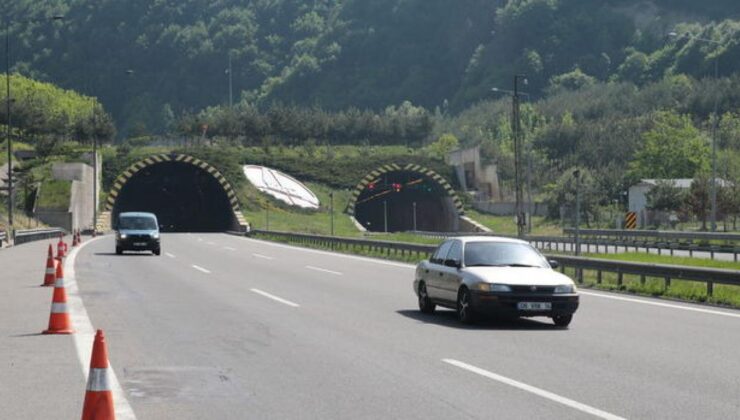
[57,236,66,261]
[73,232,79,247]
[78,230,84,244]
[81,330,115,420]
[42,247,57,286]
[42,263,74,334]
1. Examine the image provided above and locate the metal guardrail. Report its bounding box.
[13,228,66,246]
[246,230,740,298]
[563,228,740,242]
[409,230,740,261]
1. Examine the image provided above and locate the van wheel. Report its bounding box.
[553,314,573,327]
[153,248,161,256]
[115,247,123,255]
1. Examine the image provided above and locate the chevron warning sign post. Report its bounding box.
[625,212,637,229]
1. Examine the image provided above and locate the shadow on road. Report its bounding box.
[94,252,155,257]
[8,333,45,338]
[396,309,565,331]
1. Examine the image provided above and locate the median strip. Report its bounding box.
[191,265,211,274]
[305,265,342,276]
[250,288,300,307]
[442,359,625,420]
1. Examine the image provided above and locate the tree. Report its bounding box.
[646,180,686,211]
[427,134,459,159]
[684,175,711,230]
[629,111,710,179]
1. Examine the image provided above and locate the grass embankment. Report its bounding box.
[572,252,740,307]
[36,179,71,210]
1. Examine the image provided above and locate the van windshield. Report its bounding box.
[119,216,157,230]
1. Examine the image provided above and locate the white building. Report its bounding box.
[629,178,730,227]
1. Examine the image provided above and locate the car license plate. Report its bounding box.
[134,242,147,246]
[517,302,551,311]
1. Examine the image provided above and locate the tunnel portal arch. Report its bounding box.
[106,154,248,232]
[347,163,464,232]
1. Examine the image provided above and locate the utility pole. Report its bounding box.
[227,53,233,108]
[513,74,527,238]
[383,200,388,233]
[6,19,13,228]
[710,58,719,232]
[91,100,98,233]
[573,169,581,256]
[329,191,334,236]
[412,201,417,232]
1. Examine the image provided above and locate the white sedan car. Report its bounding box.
[413,236,579,326]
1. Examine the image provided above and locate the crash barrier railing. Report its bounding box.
[245,230,740,298]
[408,230,740,261]
[13,228,66,246]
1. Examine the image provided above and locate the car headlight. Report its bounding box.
[554,284,577,294]
[151,232,160,239]
[119,233,127,239]
[477,283,512,292]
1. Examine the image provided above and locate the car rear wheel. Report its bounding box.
[457,287,476,324]
[553,314,572,327]
[418,282,436,314]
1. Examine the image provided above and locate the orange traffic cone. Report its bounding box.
[42,263,74,334]
[42,246,57,287]
[57,236,66,261]
[78,230,84,244]
[81,330,115,420]
[73,232,79,247]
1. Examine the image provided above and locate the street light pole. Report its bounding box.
[91,101,98,232]
[513,74,527,238]
[668,30,721,231]
[227,53,233,108]
[5,19,13,228]
[329,191,334,236]
[412,201,417,231]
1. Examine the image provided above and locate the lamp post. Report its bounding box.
[4,15,63,229]
[412,201,417,232]
[668,31,721,231]
[513,75,527,238]
[90,100,98,232]
[226,53,233,108]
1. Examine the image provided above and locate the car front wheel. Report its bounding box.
[153,248,161,256]
[553,314,573,327]
[457,287,476,324]
[115,246,123,255]
[418,282,436,314]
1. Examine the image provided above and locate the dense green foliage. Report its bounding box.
[6,0,740,134]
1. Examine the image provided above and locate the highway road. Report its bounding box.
[3,233,740,419]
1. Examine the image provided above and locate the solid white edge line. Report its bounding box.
[164,252,176,258]
[305,265,342,276]
[191,265,211,274]
[442,359,626,420]
[579,291,740,319]
[252,253,274,260]
[250,288,300,307]
[232,237,740,319]
[65,237,137,420]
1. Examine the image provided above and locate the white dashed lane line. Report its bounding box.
[165,252,176,258]
[442,359,626,420]
[207,241,216,246]
[252,253,275,260]
[305,265,342,276]
[192,265,211,274]
[223,247,237,251]
[250,289,300,307]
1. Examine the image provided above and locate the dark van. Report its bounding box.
[115,212,161,255]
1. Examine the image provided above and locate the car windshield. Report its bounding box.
[119,216,157,230]
[464,241,548,268]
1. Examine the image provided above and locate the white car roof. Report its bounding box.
[447,236,530,245]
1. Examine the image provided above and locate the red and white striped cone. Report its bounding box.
[42,245,57,287]
[81,330,115,420]
[57,235,66,261]
[42,263,74,334]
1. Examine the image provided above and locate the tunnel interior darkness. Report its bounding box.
[112,161,236,232]
[354,171,459,232]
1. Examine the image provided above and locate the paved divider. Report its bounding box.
[244,229,740,298]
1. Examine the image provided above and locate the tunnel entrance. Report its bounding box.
[350,166,462,232]
[109,157,242,232]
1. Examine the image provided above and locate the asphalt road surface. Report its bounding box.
[5,233,740,419]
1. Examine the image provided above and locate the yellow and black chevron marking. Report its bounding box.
[346,163,464,216]
[105,154,248,228]
[625,211,637,229]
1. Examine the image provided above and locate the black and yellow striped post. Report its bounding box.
[625,211,638,229]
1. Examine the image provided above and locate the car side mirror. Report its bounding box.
[444,259,461,269]
[549,260,559,269]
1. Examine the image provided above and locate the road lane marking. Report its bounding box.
[207,241,216,245]
[442,359,625,420]
[252,253,275,260]
[233,237,740,319]
[305,265,342,276]
[223,246,237,251]
[192,265,211,274]
[165,252,176,258]
[580,291,740,319]
[65,238,138,419]
[250,289,300,307]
